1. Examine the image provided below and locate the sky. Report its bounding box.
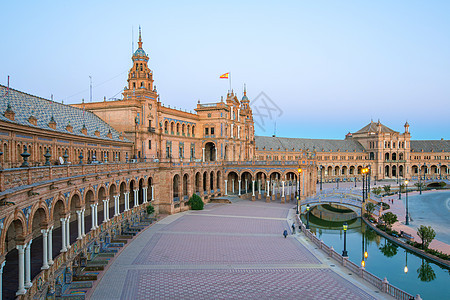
[1,0,449,140]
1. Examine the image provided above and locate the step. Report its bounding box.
[84,265,104,271]
[67,281,93,289]
[73,275,97,281]
[97,252,115,258]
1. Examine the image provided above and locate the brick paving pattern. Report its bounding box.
[91,199,378,300]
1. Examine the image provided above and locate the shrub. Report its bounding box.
[188,193,204,210]
[146,204,155,215]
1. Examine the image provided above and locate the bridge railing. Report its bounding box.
[295,215,416,300]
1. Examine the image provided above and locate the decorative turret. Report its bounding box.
[4,103,15,121]
[404,121,410,133]
[123,27,156,99]
[48,116,56,129]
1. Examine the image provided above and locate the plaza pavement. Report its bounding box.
[90,197,392,299]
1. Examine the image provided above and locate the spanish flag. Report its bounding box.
[220,72,229,79]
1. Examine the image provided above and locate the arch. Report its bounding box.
[2,214,27,253]
[224,145,228,161]
[392,165,397,177]
[216,170,221,191]
[327,166,332,177]
[349,166,355,175]
[182,173,189,199]
[385,153,390,161]
[176,123,180,134]
[204,142,216,161]
[173,174,180,200]
[268,171,281,181]
[399,153,404,160]
[84,189,96,205]
[399,165,404,177]
[139,178,144,205]
[334,166,340,176]
[385,165,390,177]
[227,171,239,194]
[203,171,207,193]
[210,171,214,192]
[147,177,153,201]
[182,124,186,135]
[392,153,397,161]
[170,122,175,133]
[193,172,201,194]
[342,166,348,176]
[164,121,168,132]
[412,165,418,174]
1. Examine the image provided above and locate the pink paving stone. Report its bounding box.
[133,233,320,265]
[160,215,287,234]
[121,269,376,300]
[199,202,290,219]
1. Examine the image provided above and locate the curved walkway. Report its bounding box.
[91,198,391,299]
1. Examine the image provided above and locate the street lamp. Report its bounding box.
[362,168,368,202]
[306,204,310,229]
[342,222,348,257]
[405,179,409,225]
[320,165,323,192]
[336,178,339,189]
[296,168,302,214]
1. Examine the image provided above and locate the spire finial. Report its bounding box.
[138,26,143,48]
[244,83,247,96]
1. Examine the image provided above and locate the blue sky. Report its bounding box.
[1,1,449,140]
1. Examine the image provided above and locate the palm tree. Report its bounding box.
[417,259,436,282]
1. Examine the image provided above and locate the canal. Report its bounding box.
[302,215,450,299]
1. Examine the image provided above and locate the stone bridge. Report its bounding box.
[299,192,380,217]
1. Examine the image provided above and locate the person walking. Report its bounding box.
[291,223,295,234]
[283,229,288,238]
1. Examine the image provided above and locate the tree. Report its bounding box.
[417,225,436,250]
[380,212,397,229]
[383,185,391,194]
[399,184,406,193]
[188,193,204,210]
[414,182,424,190]
[365,202,376,217]
[372,187,382,196]
[379,240,398,257]
[417,260,436,282]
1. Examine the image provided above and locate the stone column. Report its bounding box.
[281,180,285,203]
[143,187,148,203]
[106,199,110,221]
[0,260,5,299]
[151,186,154,201]
[272,181,276,201]
[81,210,86,237]
[258,179,262,199]
[76,210,83,239]
[232,179,235,194]
[238,125,240,138]
[103,200,108,222]
[60,218,67,252]
[202,148,205,162]
[90,205,96,230]
[16,245,26,295]
[66,216,71,249]
[238,180,241,196]
[24,240,32,288]
[124,192,130,211]
[94,204,99,229]
[245,179,248,193]
[266,180,270,202]
[134,189,139,207]
[252,180,255,201]
[114,195,120,216]
[41,229,49,270]
[224,180,228,195]
[231,124,234,138]
[48,226,54,265]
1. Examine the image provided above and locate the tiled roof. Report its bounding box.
[255,136,365,152]
[0,85,130,143]
[410,140,450,152]
[354,121,397,134]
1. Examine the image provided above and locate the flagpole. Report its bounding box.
[229,72,231,92]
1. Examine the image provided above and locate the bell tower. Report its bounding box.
[123,27,157,101]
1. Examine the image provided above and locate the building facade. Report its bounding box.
[0,29,447,299]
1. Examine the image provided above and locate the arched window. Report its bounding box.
[192,125,195,135]
[171,122,174,133]
[164,121,168,132]
[176,123,180,134]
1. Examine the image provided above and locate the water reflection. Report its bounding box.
[304,214,450,299]
[417,259,436,282]
[379,240,398,258]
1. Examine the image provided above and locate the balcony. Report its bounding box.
[148,127,156,133]
[385,160,406,163]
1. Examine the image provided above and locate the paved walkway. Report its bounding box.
[90,198,391,299]
[382,191,450,255]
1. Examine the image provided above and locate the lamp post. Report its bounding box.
[404,251,408,274]
[306,204,310,229]
[354,176,357,187]
[405,179,409,225]
[342,222,348,257]
[320,165,323,192]
[297,168,302,214]
[336,178,339,189]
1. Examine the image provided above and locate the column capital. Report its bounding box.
[16,244,25,252]
[60,217,67,223]
[40,229,49,235]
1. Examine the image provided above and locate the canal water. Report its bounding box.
[303,215,450,299]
